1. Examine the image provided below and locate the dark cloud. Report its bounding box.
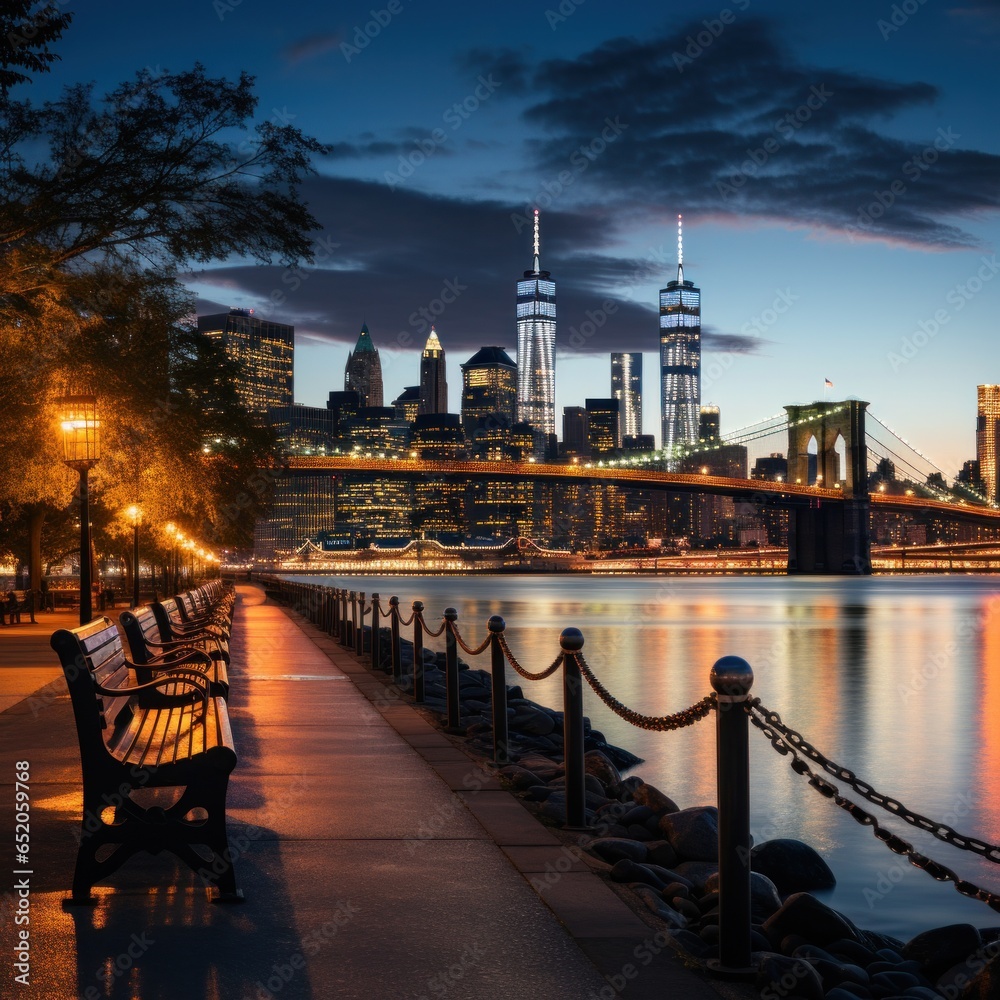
[281,33,341,66]
[456,47,531,95]
[190,176,679,360]
[702,330,769,355]
[491,17,999,248]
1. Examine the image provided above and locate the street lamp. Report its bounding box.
[58,395,101,625]
[165,522,178,594]
[126,505,142,607]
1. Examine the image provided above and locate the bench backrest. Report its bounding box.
[151,598,181,639]
[50,618,133,751]
[118,607,164,664]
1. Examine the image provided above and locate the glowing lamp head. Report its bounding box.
[57,395,100,468]
[126,505,142,526]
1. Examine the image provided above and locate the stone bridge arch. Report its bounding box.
[785,400,869,498]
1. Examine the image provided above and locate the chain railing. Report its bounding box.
[257,575,1000,973]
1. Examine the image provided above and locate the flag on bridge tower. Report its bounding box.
[824,378,834,388]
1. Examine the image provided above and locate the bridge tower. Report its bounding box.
[784,399,871,575]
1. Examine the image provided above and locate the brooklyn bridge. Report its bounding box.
[274,400,1000,576]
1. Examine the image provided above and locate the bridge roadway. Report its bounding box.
[287,456,1000,523]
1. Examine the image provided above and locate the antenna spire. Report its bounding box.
[677,213,684,283]
[533,208,540,272]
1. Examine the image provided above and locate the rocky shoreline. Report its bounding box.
[374,630,999,1000]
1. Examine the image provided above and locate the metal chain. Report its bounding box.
[395,610,415,627]
[749,698,1000,864]
[447,622,492,657]
[575,651,716,731]
[748,706,1000,913]
[497,633,564,680]
[415,611,446,638]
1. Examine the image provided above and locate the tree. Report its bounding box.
[0,2,73,96]
[0,48,329,590]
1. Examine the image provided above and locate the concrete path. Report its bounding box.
[0,585,746,999]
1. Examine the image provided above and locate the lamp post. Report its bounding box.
[165,522,178,595]
[59,396,101,625]
[126,505,142,607]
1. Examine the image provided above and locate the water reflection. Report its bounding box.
[299,573,1000,940]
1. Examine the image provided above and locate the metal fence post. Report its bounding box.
[710,655,754,972]
[370,593,380,670]
[412,601,425,702]
[488,616,508,765]
[356,592,365,656]
[443,608,460,729]
[339,589,349,647]
[347,591,356,649]
[389,596,402,683]
[561,628,587,829]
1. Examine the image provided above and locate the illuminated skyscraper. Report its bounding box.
[198,308,293,414]
[344,322,384,407]
[419,326,448,414]
[516,209,556,440]
[976,384,1000,503]
[461,346,517,440]
[611,352,642,444]
[659,215,701,456]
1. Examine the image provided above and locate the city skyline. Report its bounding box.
[41,1,1000,476]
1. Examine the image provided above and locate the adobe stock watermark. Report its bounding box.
[847,127,960,242]
[341,2,405,63]
[510,116,628,229]
[385,75,500,189]
[878,0,930,40]
[546,0,586,30]
[672,0,751,74]
[887,254,999,372]
[717,85,833,199]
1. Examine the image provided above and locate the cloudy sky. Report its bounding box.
[42,0,1000,473]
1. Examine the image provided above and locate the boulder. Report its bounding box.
[647,841,679,869]
[672,861,719,894]
[901,923,982,982]
[609,859,667,890]
[497,765,541,791]
[755,954,826,1000]
[751,838,836,895]
[762,893,860,948]
[704,870,782,921]
[584,749,623,795]
[588,838,649,865]
[631,782,679,815]
[658,806,718,861]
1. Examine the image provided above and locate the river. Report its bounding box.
[287,572,1000,942]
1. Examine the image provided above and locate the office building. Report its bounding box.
[699,405,720,444]
[586,398,621,458]
[419,327,448,415]
[611,353,642,444]
[461,346,517,440]
[198,308,294,414]
[659,215,701,455]
[516,210,556,440]
[562,407,589,458]
[976,385,1000,504]
[267,404,337,455]
[392,386,421,424]
[344,322,384,407]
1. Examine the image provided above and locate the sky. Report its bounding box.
[35,0,1000,475]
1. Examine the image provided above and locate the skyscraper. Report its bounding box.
[461,346,517,440]
[585,398,621,458]
[516,209,556,441]
[419,326,448,414]
[344,322,384,407]
[976,384,1000,503]
[659,215,701,456]
[198,308,294,414]
[611,352,642,445]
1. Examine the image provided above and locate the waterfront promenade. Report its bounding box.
[0,584,749,999]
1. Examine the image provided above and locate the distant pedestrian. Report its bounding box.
[6,591,20,624]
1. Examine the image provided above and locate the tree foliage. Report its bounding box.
[0,2,73,96]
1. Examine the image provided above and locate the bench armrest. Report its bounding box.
[95,670,211,707]
[132,648,213,670]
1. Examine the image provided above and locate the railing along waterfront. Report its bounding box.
[261,576,1000,973]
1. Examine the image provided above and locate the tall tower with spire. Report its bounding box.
[344,321,384,407]
[659,214,701,457]
[515,209,557,444]
[419,326,448,414]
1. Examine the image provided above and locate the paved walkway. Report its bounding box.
[0,585,747,999]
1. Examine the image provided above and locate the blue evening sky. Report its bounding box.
[38,0,1000,474]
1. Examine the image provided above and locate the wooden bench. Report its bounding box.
[119,607,230,699]
[152,597,230,664]
[51,618,243,904]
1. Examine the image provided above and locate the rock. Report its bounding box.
[901,923,982,982]
[673,861,719,894]
[673,896,700,922]
[937,952,1000,1000]
[755,954,826,1000]
[627,824,654,842]
[704,870,782,921]
[629,885,687,927]
[511,706,556,736]
[646,841,679,869]
[870,970,920,993]
[619,776,643,799]
[609,859,667,890]
[584,749,623,795]
[631,782,679,815]
[751,839,837,896]
[589,838,649,864]
[668,929,713,959]
[619,804,654,826]
[524,785,554,801]
[763,893,860,948]
[584,773,607,797]
[662,881,690,900]
[497,765,542,791]
[829,938,878,967]
[658,806,718,861]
